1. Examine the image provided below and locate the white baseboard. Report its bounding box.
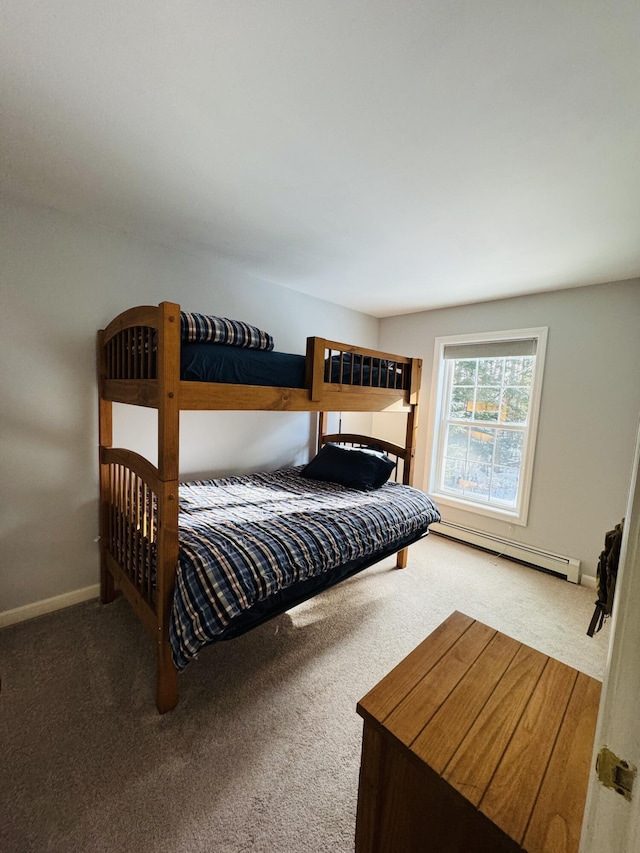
[431,521,582,584]
[0,560,597,629]
[0,584,100,629]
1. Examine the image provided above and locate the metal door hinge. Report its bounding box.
[596,747,636,801]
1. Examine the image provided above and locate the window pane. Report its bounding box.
[444,424,468,459]
[501,388,530,424]
[468,427,494,463]
[489,465,520,506]
[474,387,500,421]
[442,458,465,493]
[465,462,491,500]
[477,358,503,386]
[504,356,533,386]
[453,359,476,385]
[494,430,523,466]
[449,386,473,419]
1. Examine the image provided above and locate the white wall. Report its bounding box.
[377,281,640,579]
[0,197,378,614]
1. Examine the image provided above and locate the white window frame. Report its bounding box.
[426,327,548,526]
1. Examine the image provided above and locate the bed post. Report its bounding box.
[155,302,180,713]
[97,329,117,603]
[317,411,329,454]
[306,337,325,403]
[396,357,422,569]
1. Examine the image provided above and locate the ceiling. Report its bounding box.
[2,2,639,317]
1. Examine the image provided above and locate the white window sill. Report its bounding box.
[430,491,529,526]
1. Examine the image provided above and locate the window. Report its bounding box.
[428,328,548,525]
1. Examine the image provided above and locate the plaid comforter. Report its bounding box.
[169,467,440,668]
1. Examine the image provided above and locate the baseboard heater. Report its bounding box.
[430,521,581,584]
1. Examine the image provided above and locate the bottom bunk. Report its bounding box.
[211,527,430,643]
[99,445,441,711]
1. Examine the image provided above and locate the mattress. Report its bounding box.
[180,342,406,389]
[169,467,441,668]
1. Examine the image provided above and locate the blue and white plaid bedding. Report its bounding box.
[169,467,440,668]
[180,311,274,350]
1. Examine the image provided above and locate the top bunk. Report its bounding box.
[97,302,421,413]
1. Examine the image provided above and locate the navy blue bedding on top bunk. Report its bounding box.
[180,342,405,388]
[180,342,307,387]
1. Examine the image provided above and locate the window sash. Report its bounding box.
[445,355,534,427]
[437,419,528,510]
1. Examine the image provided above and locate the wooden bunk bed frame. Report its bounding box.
[97,301,422,712]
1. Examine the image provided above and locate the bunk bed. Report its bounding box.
[97,302,440,712]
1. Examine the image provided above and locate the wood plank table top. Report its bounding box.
[356,611,602,853]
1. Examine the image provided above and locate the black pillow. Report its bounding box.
[301,443,396,491]
[357,447,398,488]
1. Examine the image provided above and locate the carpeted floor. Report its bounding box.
[0,535,609,853]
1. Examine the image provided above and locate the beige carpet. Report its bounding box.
[0,535,609,853]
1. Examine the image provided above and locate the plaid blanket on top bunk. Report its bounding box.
[170,467,440,668]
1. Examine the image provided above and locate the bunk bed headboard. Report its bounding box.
[99,304,163,380]
[318,432,411,485]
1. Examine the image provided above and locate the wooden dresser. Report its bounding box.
[355,611,601,853]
